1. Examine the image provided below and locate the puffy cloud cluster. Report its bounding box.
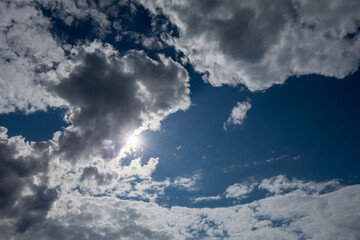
[0,38,192,233]
[1,175,359,239]
[141,0,360,91]
[1,1,360,239]
[0,1,65,113]
[0,1,192,233]
[51,42,190,162]
[0,127,58,233]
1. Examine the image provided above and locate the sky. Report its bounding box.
[0,0,360,239]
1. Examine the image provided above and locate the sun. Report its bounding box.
[126,134,141,148]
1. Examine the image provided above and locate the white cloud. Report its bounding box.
[173,173,201,191]
[225,181,257,199]
[0,1,65,113]
[3,176,359,239]
[193,195,222,203]
[140,0,360,91]
[259,175,340,195]
[223,101,252,130]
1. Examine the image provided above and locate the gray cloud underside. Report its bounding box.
[52,44,189,162]
[0,127,58,233]
[141,0,360,91]
[0,39,191,232]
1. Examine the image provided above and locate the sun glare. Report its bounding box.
[126,134,141,148]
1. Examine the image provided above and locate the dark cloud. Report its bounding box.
[52,44,189,162]
[0,128,58,233]
[80,166,113,185]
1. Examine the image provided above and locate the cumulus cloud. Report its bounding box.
[0,1,65,113]
[51,42,190,163]
[223,101,252,130]
[140,0,360,91]
[0,127,58,233]
[1,176,359,239]
[1,14,192,232]
[2,1,360,239]
[225,177,258,200]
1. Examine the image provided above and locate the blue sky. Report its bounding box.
[1,1,360,239]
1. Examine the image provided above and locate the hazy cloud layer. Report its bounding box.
[141,0,360,91]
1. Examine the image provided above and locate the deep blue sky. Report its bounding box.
[1,0,359,208]
[2,1,360,238]
[2,64,358,208]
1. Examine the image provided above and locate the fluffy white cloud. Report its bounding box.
[0,1,65,113]
[225,182,256,199]
[1,176,359,239]
[224,101,252,130]
[140,0,360,91]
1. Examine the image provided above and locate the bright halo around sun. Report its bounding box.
[126,134,141,149]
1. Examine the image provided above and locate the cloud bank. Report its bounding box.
[141,0,360,91]
[1,172,359,239]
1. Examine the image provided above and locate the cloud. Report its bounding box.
[37,0,111,36]
[193,195,222,203]
[140,0,360,91]
[0,127,58,233]
[2,176,359,239]
[225,180,257,200]
[1,1,360,239]
[173,172,201,191]
[259,175,340,195]
[223,101,252,130]
[51,42,190,163]
[0,1,65,113]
